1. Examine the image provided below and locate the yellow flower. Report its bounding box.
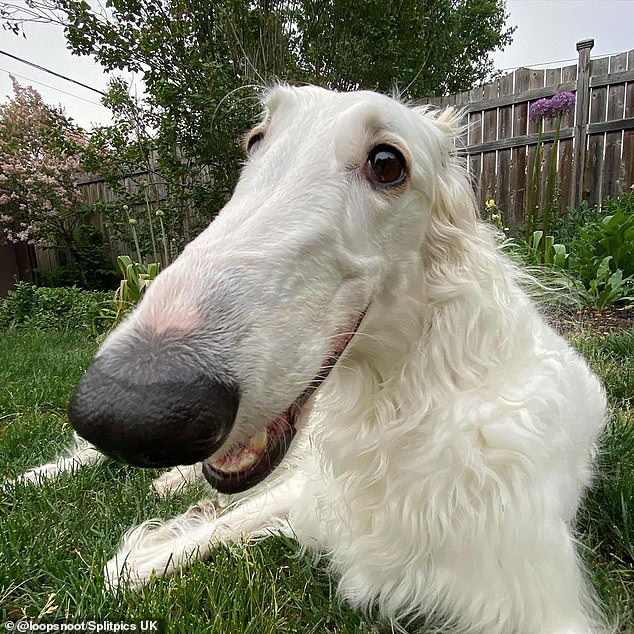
[485,199,496,209]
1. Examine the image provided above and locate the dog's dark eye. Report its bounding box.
[364,144,406,186]
[246,132,264,154]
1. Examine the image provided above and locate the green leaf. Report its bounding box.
[552,243,568,269]
[596,256,613,282]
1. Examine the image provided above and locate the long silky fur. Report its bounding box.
[288,107,609,632]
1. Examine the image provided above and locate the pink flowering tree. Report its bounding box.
[0,77,88,256]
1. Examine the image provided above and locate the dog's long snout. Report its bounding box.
[68,346,239,468]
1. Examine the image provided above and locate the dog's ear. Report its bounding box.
[412,105,468,146]
[412,106,479,232]
[410,104,501,300]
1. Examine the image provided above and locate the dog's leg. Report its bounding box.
[434,518,609,634]
[151,464,203,496]
[11,433,106,485]
[104,474,302,590]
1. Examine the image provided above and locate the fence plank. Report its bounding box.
[467,85,484,194]
[509,68,531,225]
[584,56,610,207]
[527,69,546,135]
[624,50,634,191]
[558,63,578,209]
[481,81,498,205]
[539,68,563,213]
[464,81,576,112]
[603,53,628,198]
[467,128,575,154]
[496,72,514,220]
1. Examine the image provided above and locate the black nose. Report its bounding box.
[68,349,239,468]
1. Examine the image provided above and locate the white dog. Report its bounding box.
[19,85,609,633]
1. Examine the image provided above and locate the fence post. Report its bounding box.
[572,38,594,208]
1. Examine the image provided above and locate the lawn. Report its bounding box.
[0,326,632,633]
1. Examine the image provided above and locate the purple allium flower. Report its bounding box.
[529,92,576,121]
[529,98,550,121]
[548,91,576,118]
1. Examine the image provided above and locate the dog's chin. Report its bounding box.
[202,309,367,494]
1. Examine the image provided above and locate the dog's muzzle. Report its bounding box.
[68,342,239,468]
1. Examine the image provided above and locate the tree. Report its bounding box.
[292,0,514,96]
[0,76,86,249]
[0,77,116,288]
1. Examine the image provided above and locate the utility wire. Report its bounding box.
[496,49,625,73]
[0,66,107,108]
[0,49,106,96]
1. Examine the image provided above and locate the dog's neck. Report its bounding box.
[311,220,535,463]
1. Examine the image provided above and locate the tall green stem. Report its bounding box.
[526,120,543,237]
[124,206,143,263]
[144,187,159,263]
[157,212,169,267]
[542,115,562,250]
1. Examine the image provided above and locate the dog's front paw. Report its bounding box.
[151,464,200,497]
[10,462,64,487]
[104,502,219,591]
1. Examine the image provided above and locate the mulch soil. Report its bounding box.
[554,305,634,336]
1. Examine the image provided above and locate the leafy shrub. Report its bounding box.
[564,195,634,309]
[549,200,599,245]
[569,198,634,285]
[506,192,634,310]
[37,225,119,291]
[96,255,161,334]
[0,282,112,334]
[522,230,569,268]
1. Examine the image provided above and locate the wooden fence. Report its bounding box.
[6,39,633,293]
[75,162,168,264]
[422,40,634,226]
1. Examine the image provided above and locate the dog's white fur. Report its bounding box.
[18,86,608,633]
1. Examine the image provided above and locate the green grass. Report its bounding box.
[0,327,632,632]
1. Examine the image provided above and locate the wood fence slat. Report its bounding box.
[558,63,578,208]
[509,68,531,224]
[496,72,514,220]
[585,57,610,207]
[467,85,484,195]
[544,68,562,133]
[624,49,634,191]
[528,69,546,135]
[465,81,576,113]
[589,68,634,88]
[481,81,498,205]
[603,53,628,197]
[587,117,634,134]
[540,68,563,213]
[466,128,575,154]
[524,70,546,221]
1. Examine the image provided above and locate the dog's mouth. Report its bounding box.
[202,310,366,494]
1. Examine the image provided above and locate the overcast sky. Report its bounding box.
[0,0,633,130]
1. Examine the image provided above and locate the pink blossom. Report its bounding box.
[0,77,85,245]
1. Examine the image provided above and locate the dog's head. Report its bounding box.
[69,85,475,493]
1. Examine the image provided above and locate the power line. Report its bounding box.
[496,50,625,73]
[0,49,106,96]
[0,66,108,108]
